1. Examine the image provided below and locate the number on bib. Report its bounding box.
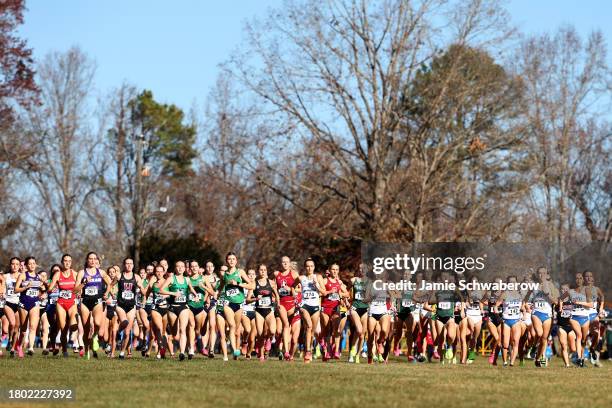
[226,288,239,297]
[26,288,39,297]
[59,290,72,299]
[303,291,317,300]
[402,300,413,308]
[84,287,98,296]
[354,292,364,301]
[438,301,451,310]
[328,293,340,301]
[278,287,290,297]
[175,295,186,303]
[122,291,134,300]
[258,297,272,307]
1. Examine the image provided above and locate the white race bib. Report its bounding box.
[122,291,134,300]
[85,287,98,296]
[561,310,571,318]
[354,292,364,301]
[59,290,72,299]
[258,297,271,307]
[402,300,413,308]
[278,287,290,297]
[175,294,186,303]
[328,293,340,301]
[226,288,239,297]
[26,288,39,297]
[438,301,451,310]
[303,291,317,300]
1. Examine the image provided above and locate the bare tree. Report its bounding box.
[17,46,99,254]
[220,0,521,243]
[515,25,611,268]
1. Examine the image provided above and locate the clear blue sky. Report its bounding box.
[21,0,612,111]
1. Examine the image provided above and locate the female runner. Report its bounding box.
[116,258,148,359]
[47,254,79,357]
[249,264,279,361]
[296,258,324,363]
[159,260,198,361]
[14,256,45,356]
[76,252,112,359]
[569,272,593,367]
[530,267,559,367]
[219,253,254,360]
[495,275,524,366]
[319,263,349,361]
[460,275,485,364]
[4,257,22,357]
[348,264,368,363]
[274,256,300,360]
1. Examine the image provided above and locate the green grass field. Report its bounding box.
[1,353,610,408]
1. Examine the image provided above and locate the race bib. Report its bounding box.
[49,297,57,305]
[0,299,5,307]
[226,288,240,297]
[84,287,98,296]
[59,290,72,299]
[146,296,154,305]
[189,293,201,302]
[26,288,39,297]
[560,310,571,318]
[328,293,340,301]
[175,294,186,303]
[507,307,520,316]
[372,299,386,307]
[258,297,272,307]
[121,291,134,300]
[534,301,547,309]
[401,300,413,308]
[354,292,364,301]
[303,291,317,300]
[438,301,451,310]
[278,287,291,297]
[6,288,14,296]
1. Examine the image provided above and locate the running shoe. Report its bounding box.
[348,355,354,363]
[284,352,290,361]
[201,348,208,356]
[79,348,84,357]
[93,351,98,359]
[9,350,14,358]
[265,338,272,353]
[42,349,49,356]
[394,348,401,357]
[17,345,24,358]
[179,353,185,361]
[63,351,69,358]
[315,345,322,359]
[160,347,166,359]
[233,349,241,359]
[444,347,453,361]
[433,350,440,360]
[367,356,373,364]
[119,351,125,359]
[26,348,34,356]
[223,356,229,361]
[304,351,312,363]
[208,351,215,359]
[241,344,247,356]
[92,335,100,352]
[53,348,60,356]
[417,354,426,363]
[468,350,476,362]
[85,351,90,360]
[488,351,495,364]
[354,354,360,364]
[408,355,415,362]
[333,351,341,360]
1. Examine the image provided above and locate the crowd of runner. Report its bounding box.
[0,252,607,367]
